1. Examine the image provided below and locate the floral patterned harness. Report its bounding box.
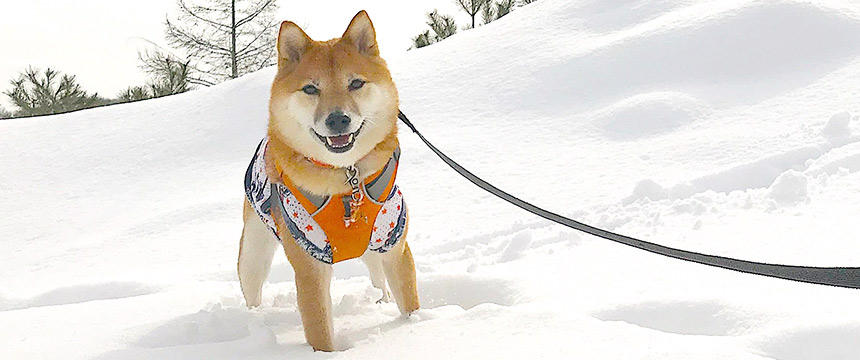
[244,138,407,264]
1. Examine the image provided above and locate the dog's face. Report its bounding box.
[269,11,399,167]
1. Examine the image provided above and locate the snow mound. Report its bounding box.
[623,179,669,204]
[575,0,688,31]
[806,142,860,175]
[821,111,853,144]
[534,1,860,112]
[593,92,710,140]
[418,274,520,310]
[767,170,809,205]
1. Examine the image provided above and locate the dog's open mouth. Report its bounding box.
[315,125,362,153]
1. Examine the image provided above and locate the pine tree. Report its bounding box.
[482,2,496,25]
[411,30,435,49]
[427,10,458,41]
[495,0,516,19]
[139,50,192,97]
[165,0,279,86]
[409,10,458,50]
[118,50,192,103]
[4,68,103,117]
[118,86,153,102]
[0,106,12,119]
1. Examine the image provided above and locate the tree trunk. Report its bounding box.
[230,0,238,79]
[471,14,476,29]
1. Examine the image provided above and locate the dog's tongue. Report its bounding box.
[328,134,352,147]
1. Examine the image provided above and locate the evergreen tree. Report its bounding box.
[411,30,435,49]
[482,2,496,25]
[0,106,12,119]
[118,50,192,103]
[4,68,103,117]
[118,86,153,102]
[427,10,458,41]
[165,0,279,86]
[139,49,192,97]
[495,0,516,19]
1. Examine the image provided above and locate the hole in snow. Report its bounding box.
[594,300,751,336]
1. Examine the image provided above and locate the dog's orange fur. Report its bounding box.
[238,11,419,352]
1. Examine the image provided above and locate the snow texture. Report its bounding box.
[2,0,860,359]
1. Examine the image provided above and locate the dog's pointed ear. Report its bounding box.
[341,10,378,56]
[278,21,311,66]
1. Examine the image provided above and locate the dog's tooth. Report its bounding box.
[326,137,333,146]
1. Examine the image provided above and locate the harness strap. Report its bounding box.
[398,110,860,289]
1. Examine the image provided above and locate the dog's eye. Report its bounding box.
[301,85,320,95]
[348,79,366,91]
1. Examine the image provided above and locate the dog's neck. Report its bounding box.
[265,131,398,196]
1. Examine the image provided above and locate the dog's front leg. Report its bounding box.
[282,238,335,351]
[238,201,279,308]
[382,239,420,315]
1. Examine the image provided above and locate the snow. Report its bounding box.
[768,170,809,205]
[2,0,860,359]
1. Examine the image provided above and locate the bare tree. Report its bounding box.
[455,0,490,29]
[520,0,538,4]
[4,68,104,117]
[165,0,279,86]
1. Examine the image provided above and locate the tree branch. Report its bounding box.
[236,0,277,27]
[166,18,232,54]
[176,0,231,30]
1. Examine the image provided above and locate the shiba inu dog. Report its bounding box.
[238,11,419,351]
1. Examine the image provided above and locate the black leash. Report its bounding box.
[398,111,860,289]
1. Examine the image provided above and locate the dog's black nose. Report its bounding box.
[325,111,351,133]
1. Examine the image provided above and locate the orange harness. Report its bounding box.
[245,138,407,264]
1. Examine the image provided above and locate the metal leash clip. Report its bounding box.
[343,165,365,227]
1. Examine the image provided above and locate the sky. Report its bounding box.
[0,0,467,109]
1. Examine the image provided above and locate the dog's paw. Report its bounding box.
[374,288,392,304]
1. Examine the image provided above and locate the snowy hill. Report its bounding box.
[2,0,860,359]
